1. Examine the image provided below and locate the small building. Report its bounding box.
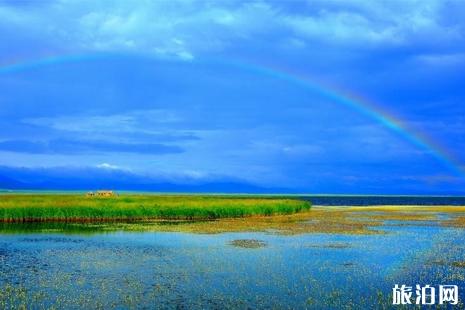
[85,190,117,197]
[96,190,117,197]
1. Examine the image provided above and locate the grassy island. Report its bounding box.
[0,194,311,222]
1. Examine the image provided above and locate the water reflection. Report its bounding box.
[0,208,465,308]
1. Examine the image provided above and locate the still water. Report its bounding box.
[1,213,464,309]
[300,195,465,206]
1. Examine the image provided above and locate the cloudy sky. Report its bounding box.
[1,0,465,193]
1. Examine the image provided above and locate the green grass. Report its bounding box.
[0,194,311,222]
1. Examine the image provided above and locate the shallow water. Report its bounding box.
[1,213,465,309]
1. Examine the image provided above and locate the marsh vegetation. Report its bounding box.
[0,194,311,222]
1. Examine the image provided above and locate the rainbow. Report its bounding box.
[221,59,465,178]
[1,53,463,177]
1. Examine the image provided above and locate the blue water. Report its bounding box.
[300,195,465,206]
[1,221,464,309]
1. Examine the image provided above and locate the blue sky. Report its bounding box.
[1,0,465,193]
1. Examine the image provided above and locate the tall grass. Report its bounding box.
[0,194,311,222]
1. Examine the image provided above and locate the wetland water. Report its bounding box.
[1,206,465,308]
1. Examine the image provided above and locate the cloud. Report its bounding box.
[415,53,465,66]
[24,109,183,133]
[248,141,324,158]
[282,0,465,49]
[0,139,184,155]
[0,0,464,193]
[284,10,399,46]
[2,0,463,61]
[21,109,200,143]
[96,162,122,170]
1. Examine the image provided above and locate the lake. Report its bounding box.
[300,195,465,206]
[1,205,465,308]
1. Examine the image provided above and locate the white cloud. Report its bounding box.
[1,0,464,58]
[282,0,463,47]
[96,162,121,170]
[284,11,399,45]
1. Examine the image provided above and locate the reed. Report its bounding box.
[0,194,311,222]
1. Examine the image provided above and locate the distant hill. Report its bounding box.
[0,173,26,189]
[0,166,295,194]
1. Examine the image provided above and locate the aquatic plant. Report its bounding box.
[229,239,267,248]
[0,194,311,222]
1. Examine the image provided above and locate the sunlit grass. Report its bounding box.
[0,194,311,222]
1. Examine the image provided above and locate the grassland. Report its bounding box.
[0,194,311,222]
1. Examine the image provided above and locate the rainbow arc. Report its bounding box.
[1,54,463,177]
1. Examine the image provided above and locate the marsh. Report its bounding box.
[1,205,465,309]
